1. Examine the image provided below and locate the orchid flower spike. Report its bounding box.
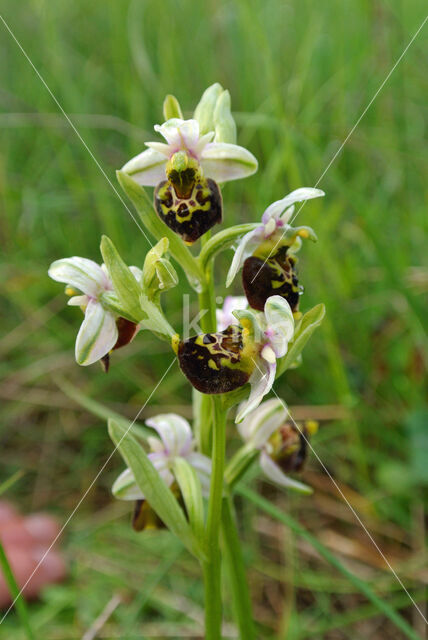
[226,188,324,311]
[112,413,211,530]
[121,118,258,244]
[237,398,316,494]
[177,295,294,422]
[48,257,141,367]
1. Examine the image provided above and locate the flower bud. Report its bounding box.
[142,238,178,300]
[193,83,223,135]
[214,90,237,144]
[163,94,183,120]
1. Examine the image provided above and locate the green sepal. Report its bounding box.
[100,235,145,322]
[276,304,326,377]
[214,90,237,144]
[108,419,204,559]
[198,223,259,273]
[139,292,176,341]
[193,83,223,135]
[172,458,205,544]
[117,171,205,291]
[163,94,183,120]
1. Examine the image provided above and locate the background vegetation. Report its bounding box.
[1,0,427,637]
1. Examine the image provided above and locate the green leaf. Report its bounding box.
[173,458,205,544]
[198,223,259,273]
[108,419,203,559]
[239,486,423,640]
[100,235,145,322]
[0,541,35,640]
[276,303,326,377]
[116,171,204,291]
[163,94,183,120]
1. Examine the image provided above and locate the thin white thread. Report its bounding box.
[0,13,151,246]
[0,358,176,625]
[250,13,428,284]
[250,356,427,624]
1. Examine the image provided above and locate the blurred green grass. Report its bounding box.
[0,0,427,637]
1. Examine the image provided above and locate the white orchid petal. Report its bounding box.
[112,468,144,501]
[280,204,295,224]
[264,296,294,358]
[155,118,200,152]
[75,300,118,366]
[67,295,88,307]
[261,344,276,364]
[145,414,193,457]
[216,295,247,331]
[186,452,212,498]
[262,188,324,224]
[129,266,143,283]
[225,229,260,287]
[148,452,175,486]
[235,358,276,423]
[195,131,215,157]
[201,142,258,183]
[237,397,285,446]
[260,451,312,494]
[145,141,171,156]
[121,148,167,186]
[48,257,109,298]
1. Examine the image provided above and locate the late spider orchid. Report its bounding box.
[48,257,141,367]
[121,118,258,244]
[112,413,211,530]
[178,295,294,422]
[237,398,316,494]
[226,188,324,311]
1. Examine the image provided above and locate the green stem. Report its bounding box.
[0,541,35,640]
[221,495,256,640]
[203,395,227,639]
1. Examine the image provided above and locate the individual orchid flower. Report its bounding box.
[226,188,325,311]
[112,413,211,531]
[216,296,248,331]
[177,295,294,423]
[48,257,141,368]
[121,118,258,244]
[237,398,317,494]
[234,295,295,422]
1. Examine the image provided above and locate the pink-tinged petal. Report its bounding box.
[216,296,247,331]
[264,296,294,358]
[280,204,295,224]
[67,295,88,307]
[194,131,215,157]
[186,452,212,498]
[148,452,175,486]
[260,451,312,494]
[154,119,200,153]
[201,142,258,183]
[75,300,118,366]
[144,141,171,157]
[48,257,109,298]
[238,398,286,448]
[121,148,167,186]
[145,414,193,457]
[235,358,276,423]
[261,188,324,225]
[225,228,261,287]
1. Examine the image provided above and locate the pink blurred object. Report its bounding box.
[0,501,67,608]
